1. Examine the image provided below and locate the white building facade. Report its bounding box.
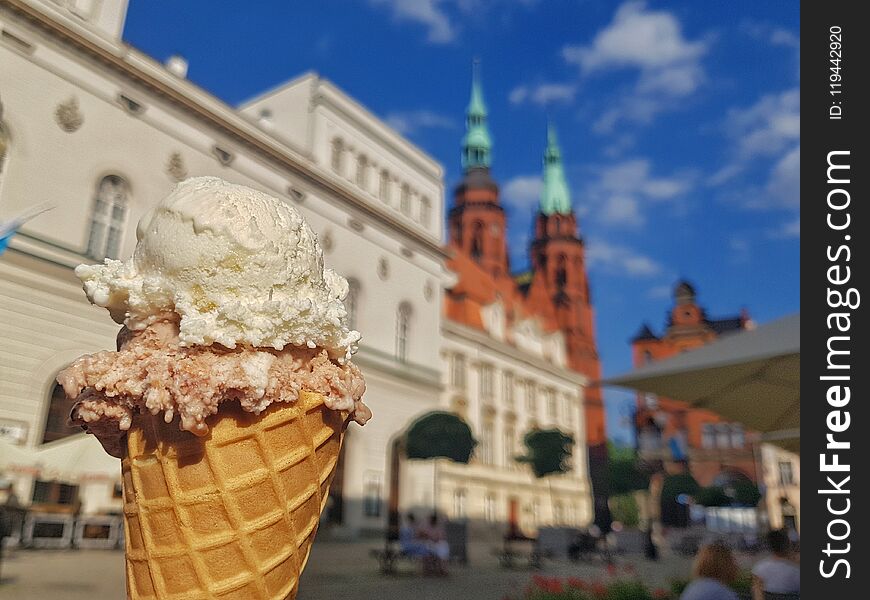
[0,0,449,535]
[437,319,593,536]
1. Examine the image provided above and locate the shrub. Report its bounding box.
[609,493,640,528]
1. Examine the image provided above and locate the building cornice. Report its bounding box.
[312,83,443,182]
[1,0,448,262]
[442,320,588,387]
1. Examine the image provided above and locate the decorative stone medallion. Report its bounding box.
[55,97,83,132]
[321,230,334,253]
[423,280,434,302]
[166,152,187,182]
[377,257,389,280]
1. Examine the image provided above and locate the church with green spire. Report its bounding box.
[446,62,612,532]
[540,123,572,216]
[461,62,492,171]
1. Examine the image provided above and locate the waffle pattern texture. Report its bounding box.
[122,391,346,600]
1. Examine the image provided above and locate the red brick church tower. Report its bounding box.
[527,125,604,446]
[525,124,609,527]
[445,64,610,528]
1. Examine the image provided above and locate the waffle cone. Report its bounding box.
[121,391,347,600]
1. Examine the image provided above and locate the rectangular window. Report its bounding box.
[553,501,564,524]
[453,489,467,519]
[451,354,466,389]
[363,472,382,518]
[32,480,52,504]
[503,372,514,406]
[547,389,557,419]
[420,196,431,226]
[715,423,731,449]
[778,461,794,486]
[400,184,411,216]
[480,421,494,465]
[31,480,79,505]
[356,155,368,188]
[525,381,536,414]
[701,423,715,449]
[479,365,494,400]
[730,424,745,449]
[379,170,391,203]
[484,493,496,522]
[503,426,515,468]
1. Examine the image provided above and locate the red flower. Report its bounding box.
[606,563,617,576]
[654,589,671,599]
[567,577,588,590]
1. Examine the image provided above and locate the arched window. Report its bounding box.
[396,302,412,362]
[331,138,344,173]
[356,154,368,188]
[43,379,81,443]
[419,196,431,226]
[87,175,129,260]
[470,221,484,261]
[400,184,411,216]
[345,278,360,330]
[379,170,391,203]
[555,253,568,290]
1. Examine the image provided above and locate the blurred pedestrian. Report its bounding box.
[751,529,800,599]
[679,541,740,600]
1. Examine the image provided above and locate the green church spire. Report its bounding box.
[540,122,572,215]
[461,60,492,171]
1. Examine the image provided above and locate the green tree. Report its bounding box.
[516,429,574,478]
[608,444,650,496]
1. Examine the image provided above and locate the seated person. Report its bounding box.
[419,512,450,575]
[398,513,429,557]
[752,529,800,599]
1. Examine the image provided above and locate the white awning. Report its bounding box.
[606,313,799,452]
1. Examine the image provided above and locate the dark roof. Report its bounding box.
[707,317,744,335]
[674,279,696,297]
[455,167,498,193]
[632,323,659,342]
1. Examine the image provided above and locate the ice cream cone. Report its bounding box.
[122,391,347,600]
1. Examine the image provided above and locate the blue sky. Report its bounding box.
[124,1,800,445]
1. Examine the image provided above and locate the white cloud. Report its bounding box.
[369,0,539,44]
[502,175,543,208]
[725,88,800,161]
[584,158,692,227]
[509,83,577,106]
[711,89,799,215]
[585,238,662,277]
[770,217,800,239]
[563,1,710,131]
[563,1,706,71]
[764,145,800,209]
[647,284,672,299]
[385,109,456,134]
[370,0,455,43]
[729,237,751,264]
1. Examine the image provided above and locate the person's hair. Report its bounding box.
[693,541,738,584]
[406,512,416,522]
[429,512,438,525]
[767,528,790,555]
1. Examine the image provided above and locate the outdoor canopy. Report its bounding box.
[605,313,799,453]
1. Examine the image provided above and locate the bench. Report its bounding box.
[370,546,419,576]
[493,537,544,570]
